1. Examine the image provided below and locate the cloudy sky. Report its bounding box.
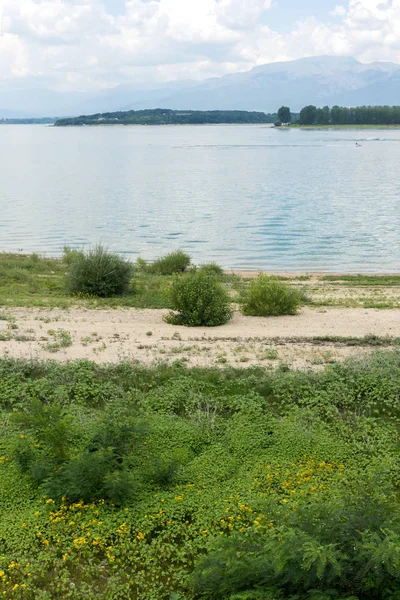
[0,0,399,91]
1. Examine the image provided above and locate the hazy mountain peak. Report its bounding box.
[1,55,400,118]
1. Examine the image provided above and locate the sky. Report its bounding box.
[0,0,400,92]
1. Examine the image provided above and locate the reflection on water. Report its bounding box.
[0,124,399,272]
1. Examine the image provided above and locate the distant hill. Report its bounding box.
[130,56,400,113]
[1,56,400,117]
[54,109,276,127]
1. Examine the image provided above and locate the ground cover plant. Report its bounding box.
[166,268,233,326]
[1,351,400,598]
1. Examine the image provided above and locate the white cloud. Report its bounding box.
[0,0,400,91]
[331,5,347,17]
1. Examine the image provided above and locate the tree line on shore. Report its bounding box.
[276,104,400,125]
[54,108,277,126]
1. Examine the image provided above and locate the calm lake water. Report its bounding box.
[1,124,399,272]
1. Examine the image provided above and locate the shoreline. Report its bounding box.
[2,251,400,277]
[290,124,400,129]
[230,269,400,277]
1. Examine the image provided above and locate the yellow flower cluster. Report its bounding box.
[0,558,30,597]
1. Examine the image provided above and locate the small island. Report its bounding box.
[54,108,277,126]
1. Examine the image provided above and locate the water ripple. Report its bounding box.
[1,124,400,272]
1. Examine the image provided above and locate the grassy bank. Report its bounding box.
[1,352,400,598]
[1,252,400,310]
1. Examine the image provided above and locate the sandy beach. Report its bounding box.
[1,304,399,369]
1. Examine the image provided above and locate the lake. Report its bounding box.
[1,124,399,272]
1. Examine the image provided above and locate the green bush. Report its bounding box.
[12,402,150,504]
[65,244,133,297]
[149,250,191,275]
[62,245,84,266]
[241,274,302,316]
[191,485,400,600]
[166,269,233,326]
[135,257,148,272]
[199,262,224,276]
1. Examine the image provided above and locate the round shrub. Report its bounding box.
[198,262,224,276]
[241,274,302,316]
[149,250,191,275]
[65,244,133,298]
[166,269,233,327]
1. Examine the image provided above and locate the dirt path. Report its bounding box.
[1,306,399,369]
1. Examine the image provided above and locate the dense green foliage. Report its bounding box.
[54,109,276,126]
[298,104,400,126]
[166,268,233,326]
[299,105,318,125]
[65,244,133,297]
[1,352,400,598]
[241,274,303,316]
[192,490,400,599]
[147,250,191,276]
[277,106,291,123]
[198,263,224,276]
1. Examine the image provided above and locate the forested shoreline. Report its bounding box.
[54,109,277,126]
[294,105,400,126]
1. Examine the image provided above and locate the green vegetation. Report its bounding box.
[54,109,276,127]
[1,252,399,312]
[241,274,302,316]
[297,104,400,126]
[65,244,133,298]
[146,250,191,276]
[0,251,171,308]
[40,329,73,353]
[320,274,400,286]
[277,106,291,124]
[2,351,400,597]
[0,252,229,309]
[62,245,84,266]
[299,334,400,347]
[166,268,233,326]
[198,263,225,277]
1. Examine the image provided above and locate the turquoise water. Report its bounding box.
[0,124,399,272]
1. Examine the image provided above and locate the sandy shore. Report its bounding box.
[1,305,399,369]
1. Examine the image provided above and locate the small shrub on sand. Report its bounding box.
[65,244,133,298]
[241,274,302,316]
[149,250,191,275]
[166,269,233,326]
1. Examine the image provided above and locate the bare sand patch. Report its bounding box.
[1,306,399,369]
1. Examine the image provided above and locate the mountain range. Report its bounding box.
[2,55,400,118]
